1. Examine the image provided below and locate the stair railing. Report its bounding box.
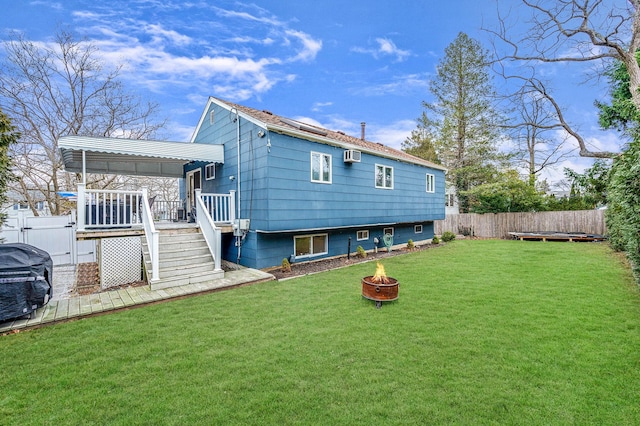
[140,188,160,282]
[195,189,222,272]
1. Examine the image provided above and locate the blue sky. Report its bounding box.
[0,0,626,186]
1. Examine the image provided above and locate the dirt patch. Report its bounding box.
[267,243,444,280]
[76,280,147,296]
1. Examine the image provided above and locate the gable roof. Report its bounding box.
[194,97,446,171]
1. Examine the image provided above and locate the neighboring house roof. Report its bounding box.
[194,97,447,172]
[59,136,225,177]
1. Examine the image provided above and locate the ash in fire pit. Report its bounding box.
[362,262,398,308]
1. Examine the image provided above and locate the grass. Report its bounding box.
[1,240,640,425]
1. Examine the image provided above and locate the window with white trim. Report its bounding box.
[415,225,423,234]
[375,164,393,189]
[426,173,435,193]
[445,193,455,207]
[357,230,369,241]
[383,227,394,236]
[209,110,215,125]
[311,152,332,183]
[294,234,328,258]
[205,163,216,180]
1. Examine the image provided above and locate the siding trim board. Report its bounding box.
[255,222,397,234]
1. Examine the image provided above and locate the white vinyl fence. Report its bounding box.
[1,210,95,265]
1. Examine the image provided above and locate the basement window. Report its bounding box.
[357,230,369,241]
[415,225,423,234]
[294,233,328,258]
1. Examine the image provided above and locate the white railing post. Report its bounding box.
[140,187,159,282]
[77,182,86,231]
[229,190,236,223]
[195,189,223,273]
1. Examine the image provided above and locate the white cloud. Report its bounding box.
[311,101,333,112]
[352,37,411,62]
[351,73,430,96]
[145,24,192,46]
[65,3,322,105]
[368,119,416,149]
[284,30,322,62]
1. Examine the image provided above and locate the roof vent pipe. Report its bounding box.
[361,122,366,140]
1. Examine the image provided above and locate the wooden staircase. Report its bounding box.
[142,225,224,291]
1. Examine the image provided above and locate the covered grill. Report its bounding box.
[0,243,53,322]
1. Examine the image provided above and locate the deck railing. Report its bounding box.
[198,190,236,223]
[75,184,235,282]
[77,185,143,230]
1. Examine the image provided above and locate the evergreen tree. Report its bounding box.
[0,109,18,226]
[402,112,440,164]
[417,32,504,212]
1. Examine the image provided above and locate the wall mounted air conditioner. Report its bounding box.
[343,149,361,163]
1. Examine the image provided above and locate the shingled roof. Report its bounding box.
[211,97,446,171]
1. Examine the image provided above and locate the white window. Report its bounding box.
[357,230,369,241]
[209,110,215,125]
[205,163,216,180]
[445,193,456,207]
[415,225,423,234]
[383,227,394,237]
[311,152,332,183]
[294,234,328,258]
[375,164,393,189]
[426,173,435,193]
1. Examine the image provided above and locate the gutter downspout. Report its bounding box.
[232,107,242,263]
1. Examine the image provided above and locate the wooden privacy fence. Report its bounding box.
[434,210,607,239]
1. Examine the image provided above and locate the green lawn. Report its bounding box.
[1,240,639,425]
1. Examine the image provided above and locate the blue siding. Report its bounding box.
[262,133,445,231]
[190,100,445,269]
[242,222,435,270]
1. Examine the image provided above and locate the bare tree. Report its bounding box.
[502,80,577,186]
[0,30,164,215]
[488,0,639,158]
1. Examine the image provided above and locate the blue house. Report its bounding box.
[58,97,446,287]
[185,97,446,269]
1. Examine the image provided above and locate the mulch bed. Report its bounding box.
[267,242,444,280]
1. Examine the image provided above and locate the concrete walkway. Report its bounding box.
[0,267,274,334]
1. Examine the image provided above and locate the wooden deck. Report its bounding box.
[509,232,607,242]
[77,222,234,240]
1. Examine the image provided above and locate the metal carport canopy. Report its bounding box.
[58,135,225,178]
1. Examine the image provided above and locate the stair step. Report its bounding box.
[147,253,212,269]
[149,269,225,291]
[159,261,214,276]
[159,233,206,244]
[142,226,225,291]
[159,246,212,260]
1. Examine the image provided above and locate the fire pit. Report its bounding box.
[362,262,398,308]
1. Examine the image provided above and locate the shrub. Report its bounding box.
[432,236,440,244]
[356,245,367,258]
[406,239,415,250]
[441,231,456,242]
[606,139,640,282]
[281,258,291,273]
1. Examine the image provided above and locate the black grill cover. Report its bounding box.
[0,243,53,322]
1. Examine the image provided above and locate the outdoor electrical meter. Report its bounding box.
[233,219,250,236]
